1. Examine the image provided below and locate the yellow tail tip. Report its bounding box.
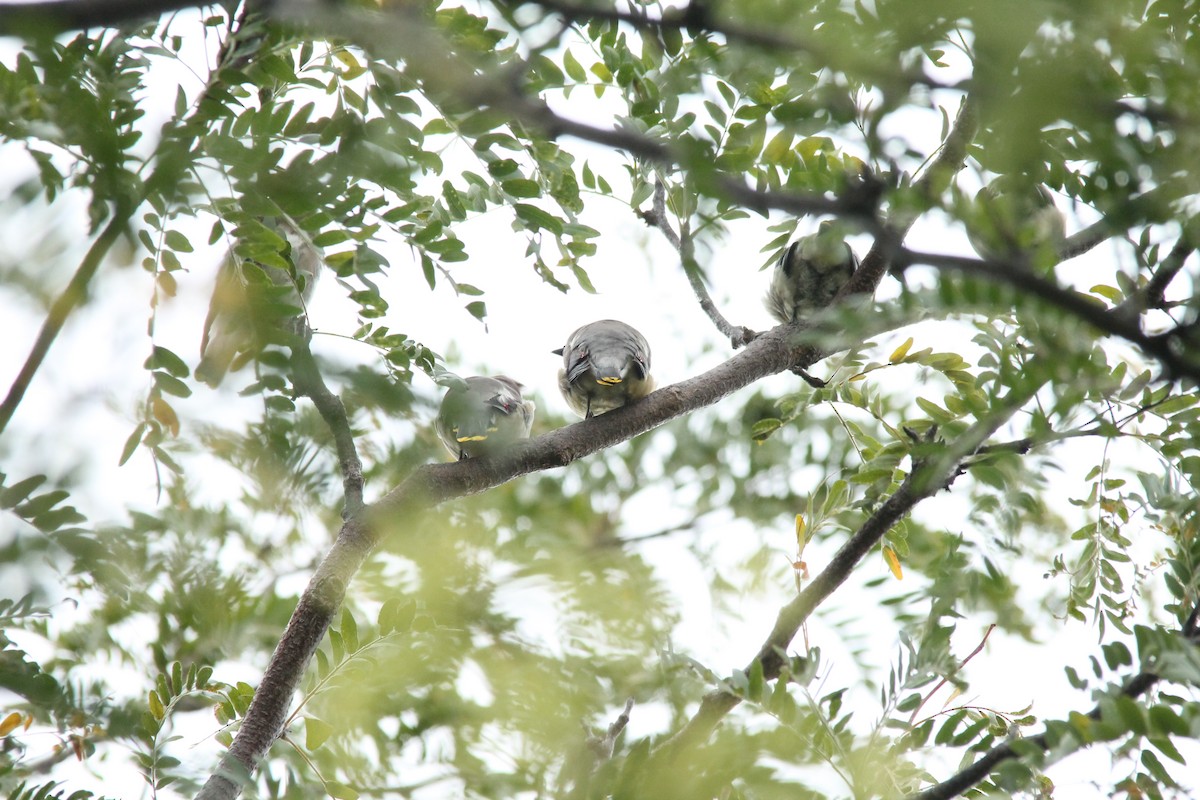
[457,434,488,443]
[597,376,623,385]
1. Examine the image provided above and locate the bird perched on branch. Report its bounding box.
[435,376,536,460]
[197,215,325,387]
[764,220,859,324]
[966,176,1066,264]
[554,320,655,418]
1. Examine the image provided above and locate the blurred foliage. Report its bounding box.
[1,0,1200,799]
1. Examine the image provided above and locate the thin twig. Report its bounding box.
[289,328,365,518]
[587,698,634,761]
[603,518,700,549]
[1123,237,1194,314]
[907,624,996,725]
[641,181,757,348]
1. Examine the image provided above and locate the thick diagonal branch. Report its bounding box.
[194,323,828,800]
[0,217,126,436]
[896,247,1200,383]
[650,366,1050,762]
[0,7,264,436]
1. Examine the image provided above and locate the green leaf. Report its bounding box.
[513,203,563,235]
[306,717,334,750]
[1154,395,1198,415]
[15,490,68,518]
[164,230,193,253]
[750,418,782,442]
[747,658,764,702]
[563,49,587,82]
[1140,748,1174,785]
[148,690,165,721]
[265,395,296,412]
[502,179,541,198]
[0,475,48,509]
[146,346,189,378]
[326,782,359,800]
[154,372,192,399]
[1149,735,1186,764]
[1148,705,1189,737]
[341,609,359,652]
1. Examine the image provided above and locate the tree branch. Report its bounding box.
[895,247,1200,383]
[1127,237,1194,314]
[1056,179,1196,263]
[641,181,757,347]
[0,0,202,33]
[0,215,126,436]
[907,600,1200,800]
[0,5,264,436]
[525,0,954,94]
[528,0,820,54]
[271,2,863,229]
[848,94,980,298]
[195,323,827,799]
[651,369,1049,762]
[289,331,365,518]
[588,698,633,761]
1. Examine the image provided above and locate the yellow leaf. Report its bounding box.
[151,396,180,437]
[842,154,868,176]
[0,712,22,737]
[889,337,914,364]
[941,686,964,709]
[883,546,903,580]
[794,514,806,547]
[849,372,867,382]
[796,135,833,165]
[148,690,165,721]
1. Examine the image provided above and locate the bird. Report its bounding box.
[197,215,324,387]
[435,375,536,459]
[764,220,859,324]
[966,177,1066,264]
[553,320,655,418]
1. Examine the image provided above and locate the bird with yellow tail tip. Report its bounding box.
[553,320,654,419]
[435,375,535,460]
[764,220,859,325]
